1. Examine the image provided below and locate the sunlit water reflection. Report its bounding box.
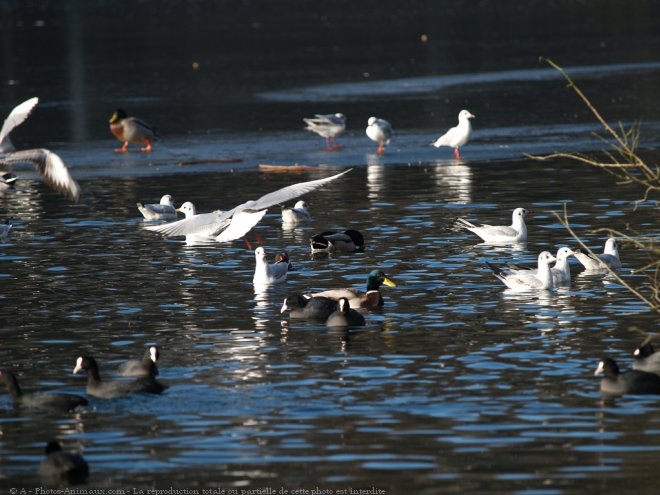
[1,159,657,493]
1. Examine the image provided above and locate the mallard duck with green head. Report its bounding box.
[109,109,158,153]
[306,270,397,309]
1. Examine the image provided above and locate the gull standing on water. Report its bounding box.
[456,207,529,244]
[136,194,177,221]
[574,238,622,270]
[366,117,393,155]
[488,251,557,291]
[303,113,346,151]
[432,109,475,159]
[0,97,81,201]
[145,169,352,244]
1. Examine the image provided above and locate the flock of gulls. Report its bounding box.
[0,96,655,483]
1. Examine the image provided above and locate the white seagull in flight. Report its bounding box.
[145,169,352,243]
[0,97,81,201]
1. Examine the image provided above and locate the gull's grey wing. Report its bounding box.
[242,169,351,213]
[0,97,39,152]
[1,148,80,201]
[145,210,232,237]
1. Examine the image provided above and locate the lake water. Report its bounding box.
[1,1,660,494]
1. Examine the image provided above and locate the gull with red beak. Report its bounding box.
[432,109,475,159]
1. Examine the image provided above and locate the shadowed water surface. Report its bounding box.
[1,1,660,493]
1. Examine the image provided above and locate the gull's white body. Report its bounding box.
[507,247,577,286]
[366,117,393,154]
[490,251,557,291]
[432,109,475,158]
[574,238,621,270]
[145,169,351,243]
[282,200,312,225]
[253,247,289,285]
[456,207,528,244]
[137,194,177,221]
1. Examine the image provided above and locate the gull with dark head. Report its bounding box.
[145,169,351,244]
[0,97,81,201]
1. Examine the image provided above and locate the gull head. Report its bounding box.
[538,251,557,265]
[160,194,175,206]
[604,238,619,255]
[459,109,475,121]
[556,246,577,261]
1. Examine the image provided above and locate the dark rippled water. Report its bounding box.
[1,160,658,493]
[2,1,660,493]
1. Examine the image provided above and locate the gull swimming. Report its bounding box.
[0,97,81,201]
[456,207,529,244]
[253,247,290,285]
[137,194,177,221]
[366,117,393,155]
[282,200,312,225]
[506,246,578,286]
[574,237,621,270]
[145,169,351,244]
[488,251,557,291]
[303,113,346,151]
[432,109,475,159]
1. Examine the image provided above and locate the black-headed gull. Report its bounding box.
[310,229,365,252]
[282,200,312,225]
[145,169,351,244]
[303,113,346,151]
[137,194,177,221]
[506,246,578,286]
[488,251,557,291]
[595,357,660,395]
[633,341,660,375]
[306,270,397,308]
[117,346,159,377]
[253,247,290,285]
[0,98,81,202]
[456,207,529,244]
[326,297,366,328]
[366,117,393,155]
[432,109,475,159]
[574,238,621,270]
